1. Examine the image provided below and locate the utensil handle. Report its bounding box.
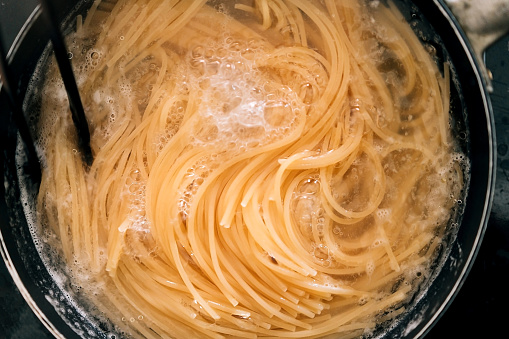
[39,0,93,167]
[445,0,509,91]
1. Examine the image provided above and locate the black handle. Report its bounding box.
[39,0,93,167]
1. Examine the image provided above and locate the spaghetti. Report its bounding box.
[33,0,467,338]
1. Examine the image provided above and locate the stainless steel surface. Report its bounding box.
[446,0,509,52]
[446,0,509,90]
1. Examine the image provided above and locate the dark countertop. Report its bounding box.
[1,9,509,339]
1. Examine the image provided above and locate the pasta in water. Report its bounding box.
[32,0,467,337]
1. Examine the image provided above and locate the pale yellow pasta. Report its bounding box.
[34,0,466,338]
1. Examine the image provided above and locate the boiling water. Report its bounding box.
[18,0,470,338]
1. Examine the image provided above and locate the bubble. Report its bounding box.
[332,226,342,235]
[190,59,206,75]
[298,178,320,195]
[128,184,140,193]
[372,239,384,248]
[366,260,376,276]
[222,62,235,78]
[263,101,294,127]
[241,47,255,59]
[130,169,141,181]
[312,244,329,261]
[299,82,314,104]
[192,45,204,59]
[358,296,369,305]
[375,208,391,220]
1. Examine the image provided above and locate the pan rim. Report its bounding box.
[0,0,498,338]
[406,0,497,337]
